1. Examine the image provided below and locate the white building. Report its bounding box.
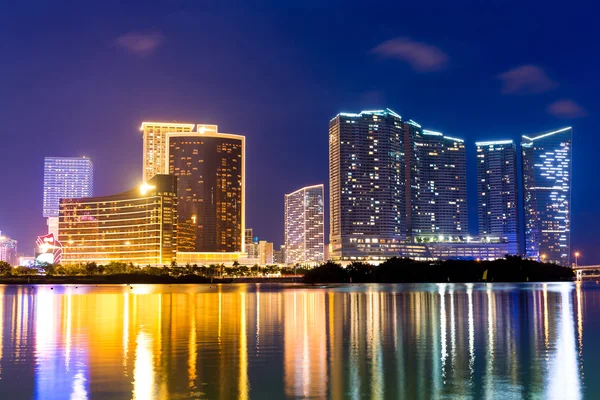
[285,184,324,264]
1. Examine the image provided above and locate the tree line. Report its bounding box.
[303,256,575,283]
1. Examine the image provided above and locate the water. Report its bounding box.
[0,282,596,399]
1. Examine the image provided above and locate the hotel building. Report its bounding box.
[166,124,245,264]
[284,184,325,264]
[475,140,519,254]
[43,157,94,237]
[141,122,195,181]
[58,174,178,265]
[522,127,572,265]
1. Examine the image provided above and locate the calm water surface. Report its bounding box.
[0,282,597,399]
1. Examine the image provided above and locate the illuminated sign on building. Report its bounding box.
[35,233,63,265]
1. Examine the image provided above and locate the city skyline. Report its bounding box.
[327,108,564,263]
[0,113,577,266]
[0,1,594,262]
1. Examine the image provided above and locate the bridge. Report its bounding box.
[573,265,600,281]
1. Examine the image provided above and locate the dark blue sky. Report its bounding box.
[0,1,597,262]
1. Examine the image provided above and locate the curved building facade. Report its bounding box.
[285,184,324,264]
[166,124,245,256]
[58,174,178,265]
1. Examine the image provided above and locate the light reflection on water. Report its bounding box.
[0,283,595,399]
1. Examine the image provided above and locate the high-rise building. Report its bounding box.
[0,234,17,266]
[141,122,195,181]
[59,174,178,266]
[166,124,245,256]
[522,127,572,265]
[329,109,405,261]
[408,130,467,238]
[43,157,94,237]
[476,140,519,254]
[284,184,325,264]
[259,241,274,265]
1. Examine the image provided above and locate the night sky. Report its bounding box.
[1,1,597,262]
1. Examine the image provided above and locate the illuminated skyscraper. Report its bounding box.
[476,140,519,254]
[284,184,324,264]
[329,109,405,261]
[406,129,468,238]
[166,124,245,256]
[522,127,572,265]
[43,157,94,237]
[141,122,195,181]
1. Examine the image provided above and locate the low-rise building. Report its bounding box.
[59,175,178,266]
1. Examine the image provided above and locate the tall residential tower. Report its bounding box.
[329,109,405,261]
[522,127,572,265]
[476,140,519,254]
[284,184,325,264]
[43,157,94,237]
[406,129,468,238]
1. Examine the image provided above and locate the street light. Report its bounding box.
[575,251,580,268]
[541,254,547,263]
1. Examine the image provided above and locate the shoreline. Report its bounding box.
[0,275,307,285]
[0,276,577,285]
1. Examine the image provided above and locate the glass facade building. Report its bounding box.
[43,157,94,237]
[59,174,178,265]
[141,122,195,182]
[476,140,519,254]
[522,127,572,265]
[329,109,405,261]
[166,125,245,254]
[284,184,324,264]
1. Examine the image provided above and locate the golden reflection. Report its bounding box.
[123,293,129,369]
[188,294,197,389]
[0,287,3,364]
[133,330,154,400]
[0,283,589,398]
[284,290,327,399]
[239,292,248,400]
